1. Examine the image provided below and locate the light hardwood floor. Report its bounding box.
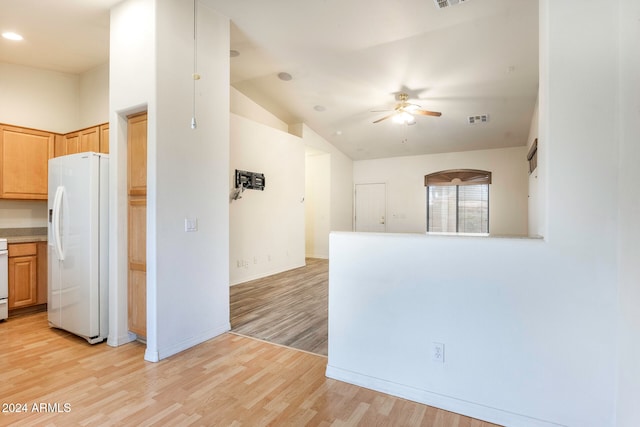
[230,258,329,356]
[1,312,501,426]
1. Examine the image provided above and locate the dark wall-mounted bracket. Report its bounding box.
[235,169,265,191]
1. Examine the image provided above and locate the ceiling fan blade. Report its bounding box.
[413,109,442,117]
[370,109,393,113]
[373,112,396,123]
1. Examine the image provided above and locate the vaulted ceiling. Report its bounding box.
[0,0,538,160]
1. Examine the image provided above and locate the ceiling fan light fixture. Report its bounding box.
[393,111,416,125]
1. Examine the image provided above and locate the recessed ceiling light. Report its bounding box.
[314,105,326,112]
[277,72,292,81]
[230,50,240,57]
[2,32,23,41]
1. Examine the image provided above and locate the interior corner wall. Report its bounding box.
[79,63,110,128]
[353,146,529,236]
[108,0,156,348]
[229,114,305,285]
[305,152,330,258]
[230,86,289,132]
[292,123,354,233]
[0,62,80,132]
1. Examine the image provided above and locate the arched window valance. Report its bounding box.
[424,169,492,187]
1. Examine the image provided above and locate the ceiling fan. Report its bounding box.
[372,93,442,124]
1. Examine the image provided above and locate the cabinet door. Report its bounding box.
[0,125,53,199]
[128,113,147,337]
[36,242,48,305]
[80,126,100,152]
[99,124,109,154]
[65,132,79,155]
[54,134,66,157]
[9,255,38,309]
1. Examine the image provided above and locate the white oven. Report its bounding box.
[0,238,7,321]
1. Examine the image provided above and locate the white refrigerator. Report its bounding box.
[48,152,109,344]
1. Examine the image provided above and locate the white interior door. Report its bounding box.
[355,183,386,232]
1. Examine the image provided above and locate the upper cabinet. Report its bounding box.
[0,124,54,200]
[57,125,106,157]
[0,122,108,200]
[99,124,109,154]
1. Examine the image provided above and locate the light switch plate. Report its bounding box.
[185,217,198,232]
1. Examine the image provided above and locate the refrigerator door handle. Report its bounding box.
[52,185,65,261]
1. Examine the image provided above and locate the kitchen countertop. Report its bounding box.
[0,227,47,243]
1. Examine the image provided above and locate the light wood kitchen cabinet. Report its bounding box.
[79,126,100,152]
[54,134,65,157]
[8,243,38,309]
[67,126,99,154]
[57,124,108,157]
[0,124,53,200]
[36,242,48,305]
[99,124,109,154]
[63,132,79,155]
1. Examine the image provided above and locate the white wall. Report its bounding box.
[229,114,305,285]
[353,146,529,236]
[305,151,330,258]
[152,0,230,361]
[0,201,47,228]
[230,86,288,133]
[79,63,110,128]
[292,123,354,234]
[327,1,622,426]
[0,62,79,133]
[615,0,640,425]
[228,93,352,273]
[110,0,231,359]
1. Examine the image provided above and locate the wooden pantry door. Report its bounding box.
[127,112,147,338]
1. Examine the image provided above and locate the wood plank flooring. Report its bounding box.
[230,258,329,356]
[1,312,501,426]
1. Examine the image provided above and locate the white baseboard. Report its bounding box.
[144,348,159,362]
[229,262,306,286]
[325,365,565,427]
[305,254,329,259]
[107,331,138,347]
[147,322,231,362]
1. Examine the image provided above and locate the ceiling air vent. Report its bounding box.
[433,0,469,9]
[468,114,489,125]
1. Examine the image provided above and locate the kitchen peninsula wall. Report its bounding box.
[0,61,109,229]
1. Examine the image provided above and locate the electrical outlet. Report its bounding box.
[432,342,445,363]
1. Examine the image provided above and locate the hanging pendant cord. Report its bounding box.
[191,0,198,129]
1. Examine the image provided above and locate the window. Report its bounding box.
[425,169,491,234]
